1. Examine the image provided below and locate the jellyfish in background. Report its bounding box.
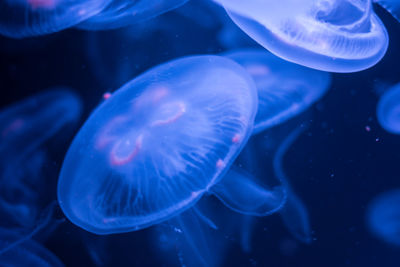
[0,228,63,266]
[0,0,111,39]
[374,0,400,22]
[0,88,82,230]
[376,83,400,134]
[214,0,389,72]
[57,55,259,235]
[77,0,190,30]
[366,189,400,246]
[224,49,331,134]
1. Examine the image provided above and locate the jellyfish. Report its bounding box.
[0,227,63,266]
[77,0,190,30]
[374,0,400,22]
[57,55,259,235]
[214,0,389,72]
[0,0,111,39]
[0,88,82,230]
[366,189,400,246]
[376,83,400,134]
[224,48,331,134]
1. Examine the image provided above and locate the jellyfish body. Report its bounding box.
[225,49,331,134]
[376,83,400,134]
[374,0,400,22]
[0,88,82,229]
[0,228,63,266]
[0,0,111,38]
[215,0,389,72]
[58,55,258,234]
[366,189,400,246]
[77,0,189,30]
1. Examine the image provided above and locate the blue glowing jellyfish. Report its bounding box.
[273,123,312,244]
[0,0,111,39]
[376,83,400,134]
[214,0,389,72]
[225,49,331,134]
[77,0,189,30]
[58,55,258,234]
[0,228,63,266]
[374,0,400,22]
[366,189,400,246]
[0,88,82,229]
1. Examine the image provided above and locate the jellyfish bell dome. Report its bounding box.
[57,55,258,234]
[214,0,389,73]
[77,0,190,31]
[224,48,331,133]
[376,83,400,134]
[0,0,111,38]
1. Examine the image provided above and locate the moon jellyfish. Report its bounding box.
[57,55,258,234]
[376,83,400,134]
[225,49,331,134]
[214,0,389,72]
[366,189,400,246]
[374,0,400,22]
[77,0,189,30]
[0,0,111,39]
[0,88,82,230]
[0,228,63,266]
[273,124,312,244]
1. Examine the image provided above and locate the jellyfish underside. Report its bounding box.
[216,0,388,72]
[376,84,400,134]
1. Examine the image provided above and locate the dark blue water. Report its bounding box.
[0,1,400,266]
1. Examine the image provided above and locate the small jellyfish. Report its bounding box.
[0,88,82,230]
[224,48,331,134]
[374,0,400,22]
[77,0,189,30]
[0,228,63,266]
[57,55,258,234]
[376,83,400,134]
[214,0,389,72]
[366,189,400,246]
[0,0,111,38]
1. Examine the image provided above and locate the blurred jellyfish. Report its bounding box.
[0,227,63,266]
[366,189,400,246]
[0,0,111,39]
[85,2,223,89]
[58,55,258,234]
[224,48,331,134]
[273,124,312,244]
[374,0,400,22]
[214,0,389,72]
[77,0,189,30]
[0,88,82,230]
[376,82,400,134]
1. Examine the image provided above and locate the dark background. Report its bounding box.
[0,1,399,266]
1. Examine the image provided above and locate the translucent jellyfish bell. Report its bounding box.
[0,0,111,38]
[77,0,189,30]
[376,83,400,134]
[366,189,400,246]
[224,49,331,134]
[0,88,82,229]
[57,55,258,234]
[214,0,389,72]
[373,0,400,22]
